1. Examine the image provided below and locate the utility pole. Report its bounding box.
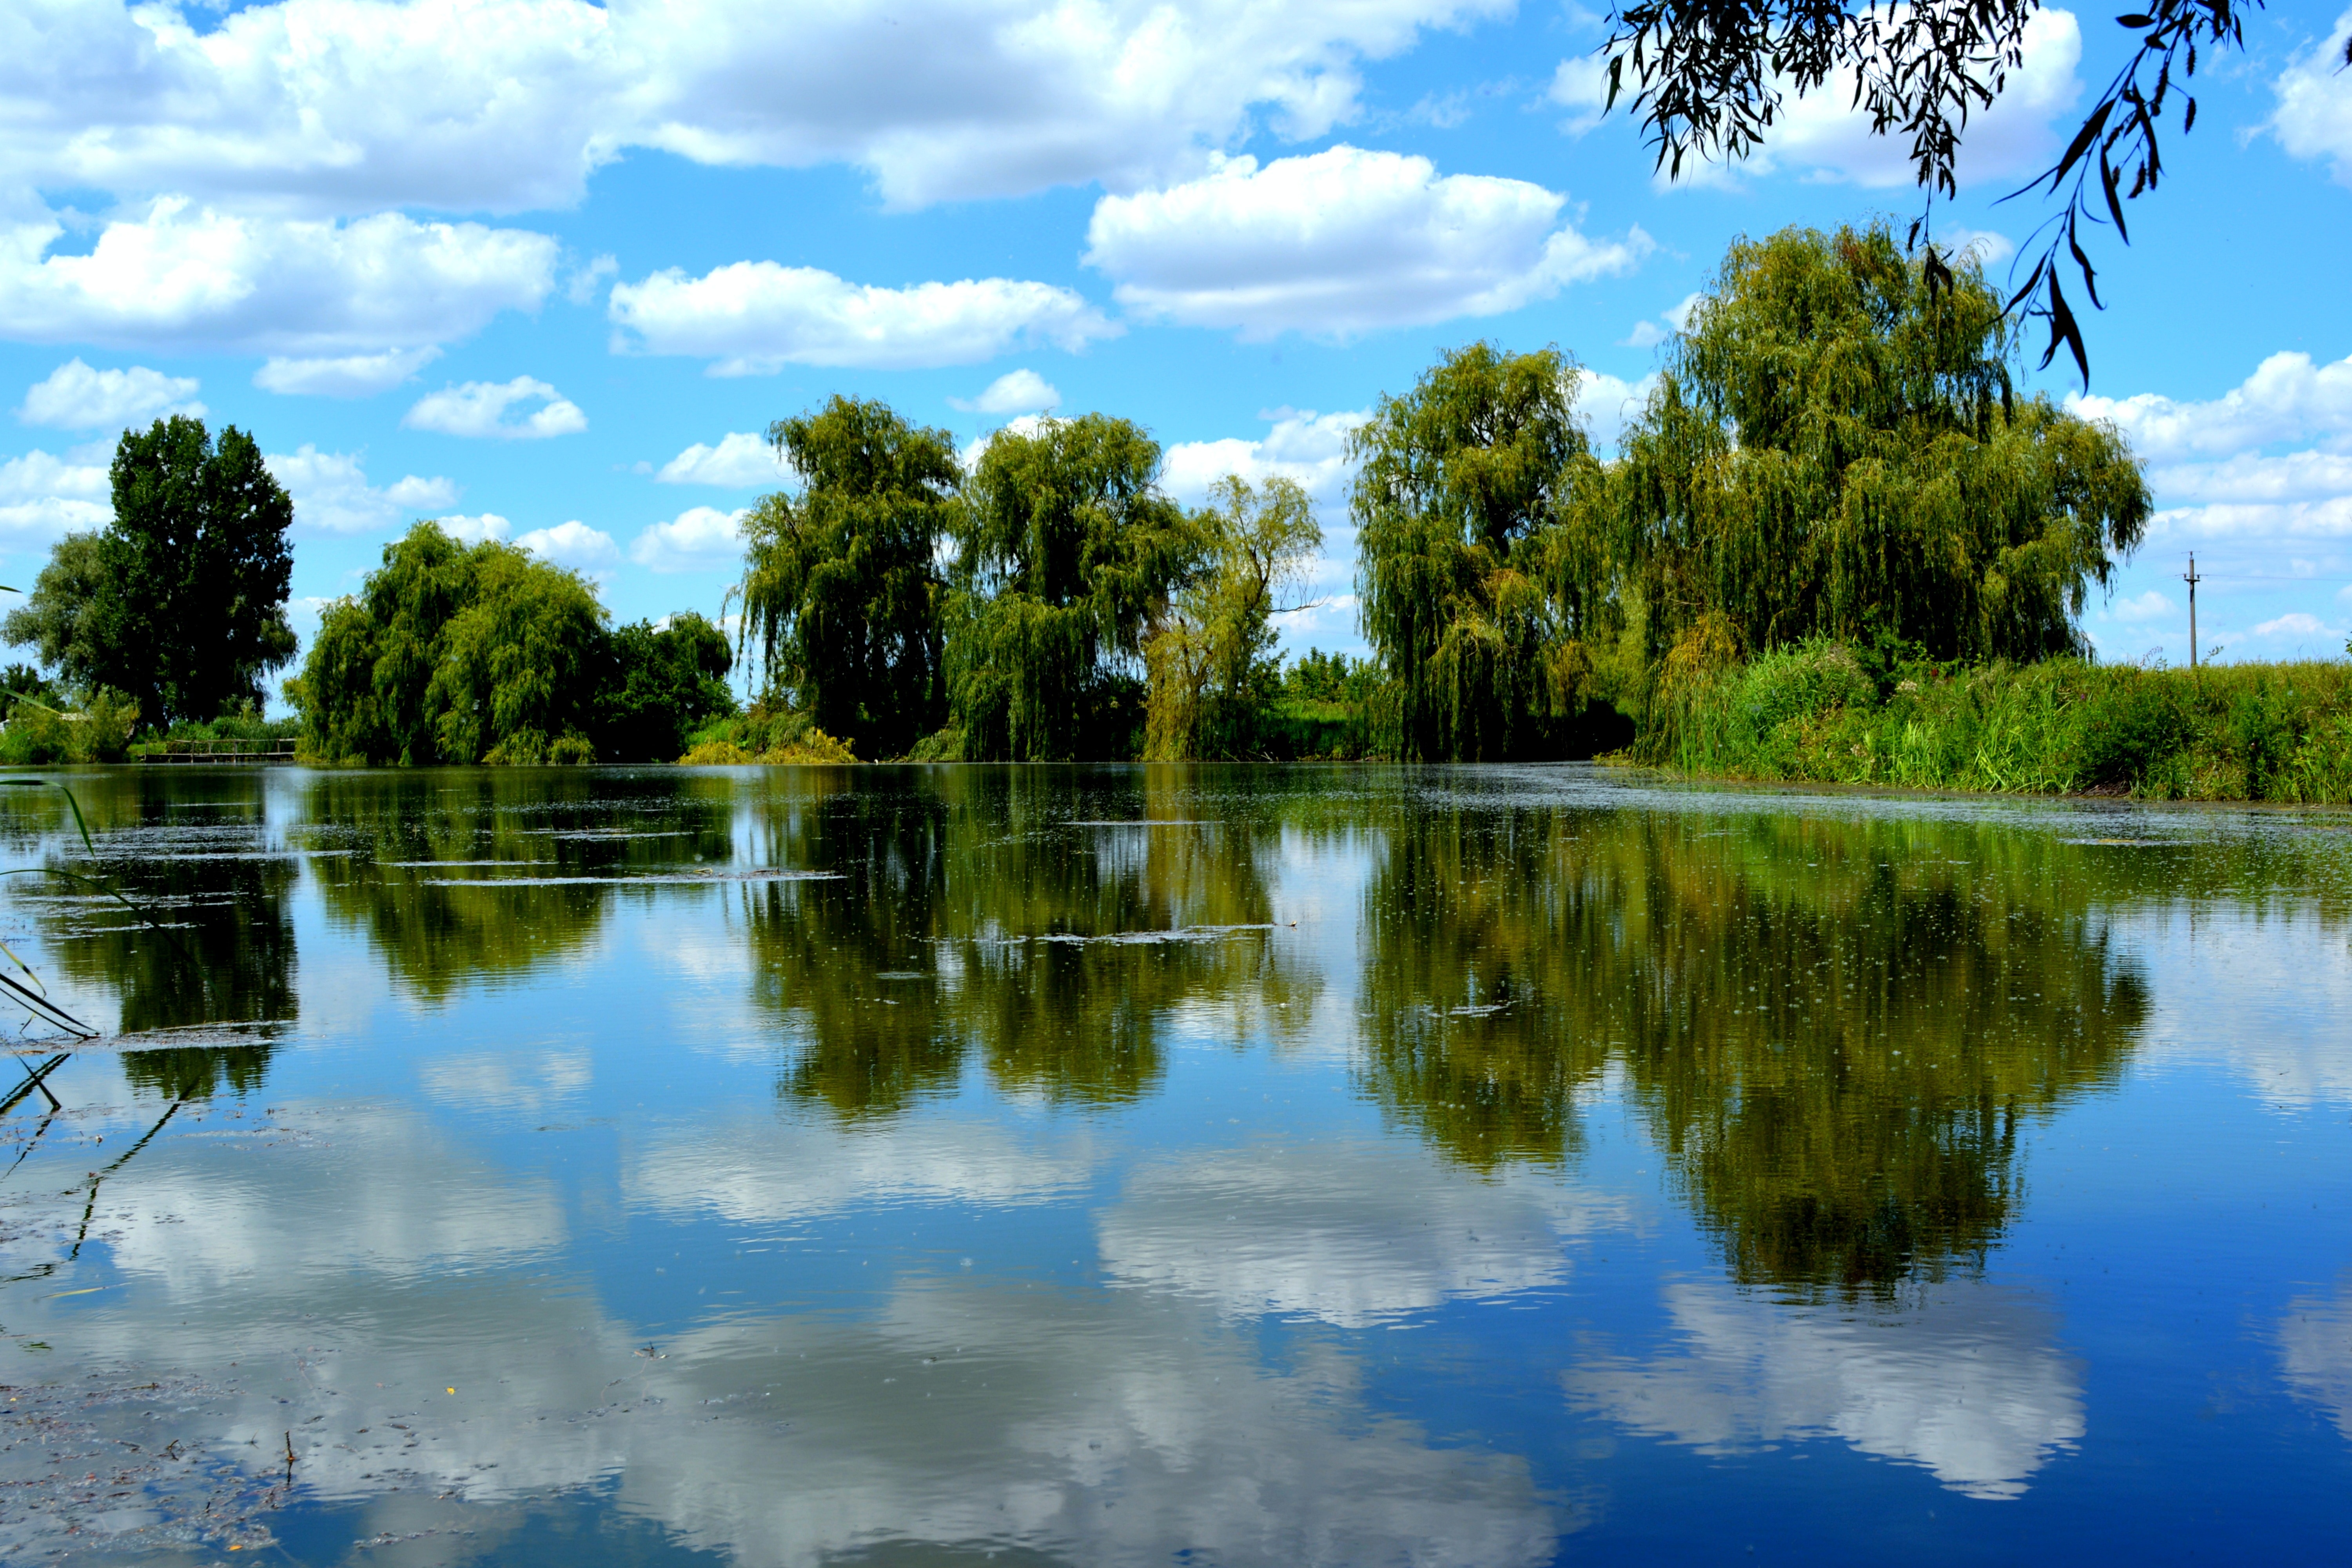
[2183,553,2202,670]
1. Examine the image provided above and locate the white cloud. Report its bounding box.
[1086,146,1650,339]
[2248,610,2341,644]
[2112,589,2177,623]
[949,368,1060,414]
[656,432,787,488]
[1548,54,1608,136]
[1576,369,1657,454]
[0,0,1510,218]
[265,445,461,535]
[517,519,620,570]
[0,199,559,354]
[439,513,513,545]
[956,411,1054,473]
[0,443,111,540]
[2270,11,2352,185]
[404,377,588,440]
[1162,407,1367,509]
[608,263,1118,374]
[252,346,442,397]
[2071,351,2352,463]
[16,358,202,429]
[1618,320,1666,349]
[629,506,746,573]
[1670,9,2080,190]
[1567,1279,2084,1501]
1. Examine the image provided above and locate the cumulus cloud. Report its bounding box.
[608,263,1118,374]
[253,346,442,398]
[265,445,461,535]
[404,377,588,440]
[949,368,1061,414]
[517,519,620,570]
[439,513,514,544]
[0,443,111,539]
[1086,146,1650,339]
[17,358,202,429]
[1162,407,1367,509]
[2270,11,2352,185]
[2076,350,2352,546]
[1548,54,1609,136]
[656,432,787,488]
[2072,351,2352,464]
[629,506,746,573]
[1577,369,1657,454]
[0,200,559,354]
[0,0,1508,218]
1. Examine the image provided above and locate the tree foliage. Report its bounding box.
[1596,0,2300,381]
[292,523,610,764]
[601,612,737,763]
[1590,223,2151,690]
[1144,475,1321,760]
[739,397,960,759]
[4,416,296,727]
[1351,343,1596,760]
[947,414,1199,760]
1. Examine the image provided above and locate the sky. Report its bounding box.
[2,0,2350,704]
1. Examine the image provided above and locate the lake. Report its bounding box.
[2,763,2349,1565]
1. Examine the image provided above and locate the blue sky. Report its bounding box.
[3,0,2349,702]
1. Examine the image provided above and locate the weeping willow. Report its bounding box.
[1352,343,1599,760]
[737,397,962,760]
[947,415,1198,760]
[1592,222,2152,684]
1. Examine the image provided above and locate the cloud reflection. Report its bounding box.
[1565,1280,2083,1500]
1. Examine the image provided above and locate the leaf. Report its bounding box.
[2044,270,2091,387]
[2049,98,2116,191]
[2114,12,2154,25]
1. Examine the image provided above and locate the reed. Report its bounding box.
[1645,642,2352,803]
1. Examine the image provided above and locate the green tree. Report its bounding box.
[1351,343,1595,760]
[739,397,961,758]
[1590,222,2151,701]
[1143,475,1321,760]
[596,612,737,762]
[290,522,610,764]
[947,414,1200,760]
[3,416,296,728]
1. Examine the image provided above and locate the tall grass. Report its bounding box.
[1648,641,2352,803]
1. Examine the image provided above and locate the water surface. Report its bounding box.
[2,764,2348,1564]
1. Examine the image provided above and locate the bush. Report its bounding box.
[679,705,857,764]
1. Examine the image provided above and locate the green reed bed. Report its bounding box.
[1650,642,2352,804]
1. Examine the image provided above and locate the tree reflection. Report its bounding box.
[737,765,1317,1117]
[1359,806,2150,1296]
[13,774,297,1099]
[304,770,735,1000]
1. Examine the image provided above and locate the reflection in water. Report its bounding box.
[305,769,736,1000]
[1360,805,2150,1295]
[1565,1279,2083,1500]
[738,768,1318,1117]
[8,764,2349,1557]
[2280,1274,2352,1442]
[15,1112,1564,1568]
[1098,1142,1624,1328]
[11,776,299,1098]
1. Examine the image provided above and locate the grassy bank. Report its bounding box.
[1650,642,2352,804]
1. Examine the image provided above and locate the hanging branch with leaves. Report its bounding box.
[1598,1,2338,385]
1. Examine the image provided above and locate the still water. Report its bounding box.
[2,764,2349,1565]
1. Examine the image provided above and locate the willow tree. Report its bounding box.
[1352,343,1596,761]
[1143,474,1321,760]
[1595,222,2151,691]
[291,522,607,764]
[947,414,1198,760]
[738,397,961,759]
